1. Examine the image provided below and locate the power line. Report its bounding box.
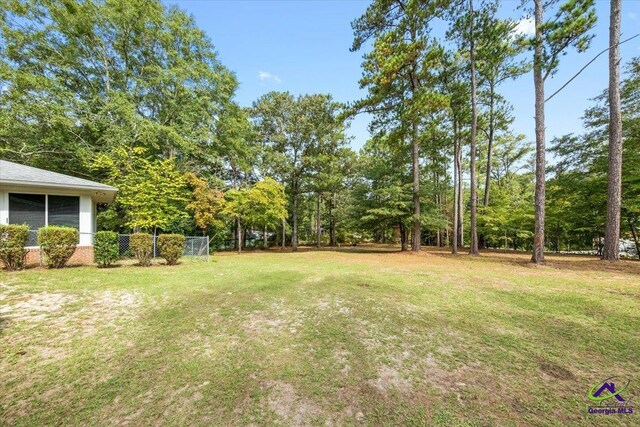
[545,33,640,103]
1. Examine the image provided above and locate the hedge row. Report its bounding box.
[130,233,185,266]
[95,232,187,267]
[0,225,187,271]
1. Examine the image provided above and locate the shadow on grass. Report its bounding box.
[221,243,640,275]
[0,316,7,336]
[224,244,403,255]
[427,247,640,276]
[288,246,402,255]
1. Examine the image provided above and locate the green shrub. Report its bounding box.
[130,233,153,266]
[0,224,29,271]
[38,226,79,269]
[94,231,119,268]
[157,234,185,265]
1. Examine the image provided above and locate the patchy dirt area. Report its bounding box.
[369,365,412,396]
[0,291,76,322]
[0,289,144,368]
[0,290,142,339]
[0,286,148,424]
[261,380,324,425]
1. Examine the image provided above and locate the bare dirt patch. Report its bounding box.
[315,297,350,315]
[262,380,324,426]
[333,349,351,377]
[0,292,77,322]
[241,305,306,340]
[244,312,286,333]
[0,290,144,361]
[0,290,141,326]
[369,365,412,396]
[421,355,475,398]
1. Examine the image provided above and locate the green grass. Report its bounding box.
[1,246,639,426]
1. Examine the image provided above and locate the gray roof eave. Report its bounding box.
[0,178,117,192]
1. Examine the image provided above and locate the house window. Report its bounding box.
[48,195,80,228]
[9,193,46,228]
[8,193,80,246]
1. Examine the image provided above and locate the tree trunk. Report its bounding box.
[469,0,479,256]
[243,226,247,249]
[103,50,111,93]
[452,121,459,254]
[329,194,336,246]
[316,193,322,248]
[483,81,495,207]
[232,166,240,252]
[282,218,286,249]
[435,171,441,247]
[411,116,421,251]
[400,222,408,251]
[233,219,239,251]
[292,190,299,252]
[263,224,268,248]
[628,217,639,259]
[597,234,603,256]
[409,21,421,252]
[444,198,449,247]
[603,0,622,261]
[457,144,464,248]
[531,0,546,264]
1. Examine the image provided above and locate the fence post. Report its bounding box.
[152,235,156,259]
[207,236,210,261]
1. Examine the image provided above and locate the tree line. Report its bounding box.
[0,0,637,259]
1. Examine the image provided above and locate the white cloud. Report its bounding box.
[258,70,281,83]
[513,17,535,37]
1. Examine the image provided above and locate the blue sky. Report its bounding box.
[166,0,640,151]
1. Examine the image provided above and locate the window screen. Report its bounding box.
[9,193,46,229]
[9,193,46,246]
[48,195,80,229]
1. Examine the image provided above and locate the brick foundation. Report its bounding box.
[22,246,95,267]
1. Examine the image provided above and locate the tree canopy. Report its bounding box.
[0,0,637,258]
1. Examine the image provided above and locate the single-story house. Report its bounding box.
[0,159,117,265]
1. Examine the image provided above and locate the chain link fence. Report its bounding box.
[116,234,209,260]
[26,230,38,247]
[26,231,210,261]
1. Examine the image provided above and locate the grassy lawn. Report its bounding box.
[1,246,639,426]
